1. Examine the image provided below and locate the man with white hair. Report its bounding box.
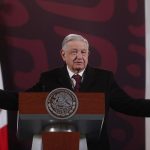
[1,34,150,150]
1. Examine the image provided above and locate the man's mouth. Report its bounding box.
[75,62,83,64]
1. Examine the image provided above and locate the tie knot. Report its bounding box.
[72,74,81,82]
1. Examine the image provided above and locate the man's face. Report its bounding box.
[61,40,89,73]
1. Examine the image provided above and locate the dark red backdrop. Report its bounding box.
[0,0,145,149]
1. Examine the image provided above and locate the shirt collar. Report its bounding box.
[67,66,85,78]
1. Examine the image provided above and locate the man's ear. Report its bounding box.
[60,49,65,61]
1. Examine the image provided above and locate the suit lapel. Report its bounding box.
[58,66,73,90]
[80,66,95,91]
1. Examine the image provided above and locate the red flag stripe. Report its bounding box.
[0,125,8,150]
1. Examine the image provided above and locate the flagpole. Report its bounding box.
[145,0,150,150]
[0,64,4,89]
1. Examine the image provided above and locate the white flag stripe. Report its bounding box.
[0,110,7,128]
[145,0,150,150]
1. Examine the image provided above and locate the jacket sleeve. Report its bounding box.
[109,73,150,117]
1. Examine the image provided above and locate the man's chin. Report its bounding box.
[73,67,84,73]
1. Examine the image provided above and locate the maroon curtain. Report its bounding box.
[0,0,145,149]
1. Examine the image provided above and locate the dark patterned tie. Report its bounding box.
[72,74,82,92]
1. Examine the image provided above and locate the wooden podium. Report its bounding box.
[18,92,105,150]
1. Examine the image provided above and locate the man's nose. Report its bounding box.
[76,52,82,58]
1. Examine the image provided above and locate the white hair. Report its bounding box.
[62,34,89,50]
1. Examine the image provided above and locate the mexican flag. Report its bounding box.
[0,64,8,150]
